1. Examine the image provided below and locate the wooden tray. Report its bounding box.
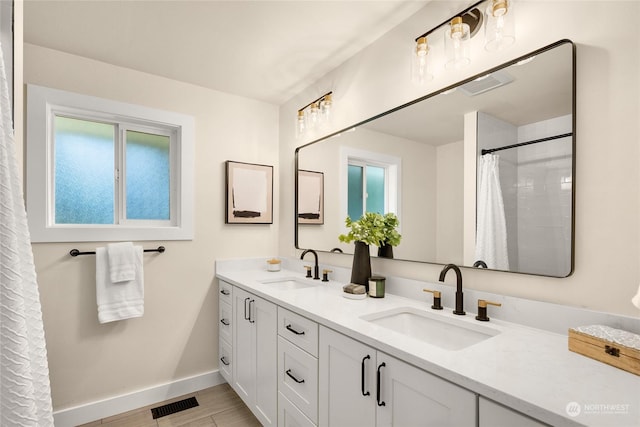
[568,325,640,376]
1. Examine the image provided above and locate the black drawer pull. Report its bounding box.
[220,289,230,296]
[285,369,305,384]
[244,297,250,321]
[220,356,230,366]
[361,355,371,396]
[605,345,620,357]
[376,362,386,407]
[286,324,305,335]
[249,299,255,323]
[220,318,230,326]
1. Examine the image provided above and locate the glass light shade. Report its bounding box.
[445,17,471,70]
[484,0,515,51]
[411,36,433,84]
[307,102,320,128]
[320,94,332,122]
[296,110,305,137]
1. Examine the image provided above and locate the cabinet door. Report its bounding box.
[479,397,549,427]
[376,353,476,427]
[319,326,376,427]
[253,295,278,426]
[232,287,254,403]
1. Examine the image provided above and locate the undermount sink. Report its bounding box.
[260,277,317,291]
[361,307,500,351]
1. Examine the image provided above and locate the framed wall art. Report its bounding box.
[225,160,273,224]
[297,169,324,225]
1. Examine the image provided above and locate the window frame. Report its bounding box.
[340,147,401,222]
[27,84,194,242]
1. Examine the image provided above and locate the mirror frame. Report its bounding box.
[295,39,576,277]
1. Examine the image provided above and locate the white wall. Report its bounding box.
[24,44,280,410]
[279,1,640,316]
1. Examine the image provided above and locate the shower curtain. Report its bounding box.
[476,154,509,270]
[0,44,54,425]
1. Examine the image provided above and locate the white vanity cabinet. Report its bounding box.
[319,326,476,427]
[218,280,233,383]
[479,397,550,427]
[232,286,278,427]
[277,307,319,427]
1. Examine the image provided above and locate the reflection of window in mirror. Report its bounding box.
[341,147,400,222]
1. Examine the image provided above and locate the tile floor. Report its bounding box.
[78,383,261,427]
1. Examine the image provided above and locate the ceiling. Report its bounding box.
[23,0,429,105]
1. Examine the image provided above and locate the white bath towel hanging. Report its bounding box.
[96,246,144,323]
[107,241,137,283]
[476,154,510,270]
[0,44,54,424]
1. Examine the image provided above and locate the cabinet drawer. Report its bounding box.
[278,336,318,424]
[278,307,318,357]
[219,280,233,305]
[219,338,232,383]
[219,301,232,343]
[278,392,316,427]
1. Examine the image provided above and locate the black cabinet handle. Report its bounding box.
[220,356,230,366]
[220,318,230,326]
[285,369,305,384]
[249,299,256,323]
[376,362,386,407]
[286,324,305,335]
[220,289,230,296]
[361,355,371,396]
[243,297,250,321]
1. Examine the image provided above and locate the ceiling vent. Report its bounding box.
[458,70,514,97]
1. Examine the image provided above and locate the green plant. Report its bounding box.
[381,212,402,247]
[338,212,401,247]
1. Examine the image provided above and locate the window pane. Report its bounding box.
[126,130,170,220]
[366,165,385,214]
[348,164,363,220]
[54,116,115,224]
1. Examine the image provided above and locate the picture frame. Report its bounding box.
[225,160,273,224]
[297,169,324,225]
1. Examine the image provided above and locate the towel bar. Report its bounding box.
[69,246,165,257]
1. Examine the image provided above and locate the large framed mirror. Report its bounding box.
[296,39,575,277]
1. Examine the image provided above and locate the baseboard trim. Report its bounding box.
[53,370,225,427]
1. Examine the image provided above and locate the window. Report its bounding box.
[27,84,194,242]
[340,147,400,221]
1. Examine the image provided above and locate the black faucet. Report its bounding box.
[473,260,488,268]
[300,249,320,280]
[439,264,465,315]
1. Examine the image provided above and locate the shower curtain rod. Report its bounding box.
[481,132,573,155]
[69,246,165,257]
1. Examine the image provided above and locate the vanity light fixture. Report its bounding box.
[296,91,333,138]
[411,0,516,84]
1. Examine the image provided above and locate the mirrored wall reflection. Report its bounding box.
[296,40,574,277]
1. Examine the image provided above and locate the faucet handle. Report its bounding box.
[423,289,443,310]
[304,266,312,278]
[322,269,332,282]
[476,299,502,321]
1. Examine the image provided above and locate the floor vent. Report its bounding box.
[150,396,199,419]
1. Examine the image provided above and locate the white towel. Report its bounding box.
[96,246,144,323]
[107,241,137,283]
[632,284,640,310]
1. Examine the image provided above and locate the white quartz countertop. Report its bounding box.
[216,267,640,427]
